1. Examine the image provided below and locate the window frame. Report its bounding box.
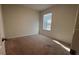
[42,12,52,31]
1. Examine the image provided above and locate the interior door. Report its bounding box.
[72,8,79,54]
[0,33,5,55]
[0,5,6,55]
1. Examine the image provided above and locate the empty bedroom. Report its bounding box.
[0,4,79,55]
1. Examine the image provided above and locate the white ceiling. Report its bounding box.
[23,4,54,11]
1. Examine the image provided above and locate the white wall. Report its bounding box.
[2,5,39,38]
[39,5,77,44]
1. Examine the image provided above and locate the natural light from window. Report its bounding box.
[43,13,52,31]
[52,40,70,52]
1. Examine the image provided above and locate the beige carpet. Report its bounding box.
[5,34,70,55]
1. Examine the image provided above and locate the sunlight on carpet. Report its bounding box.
[52,40,70,52]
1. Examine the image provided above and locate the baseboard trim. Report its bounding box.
[70,49,76,55]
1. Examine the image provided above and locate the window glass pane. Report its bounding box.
[43,13,52,31]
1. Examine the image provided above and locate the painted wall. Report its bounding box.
[2,5,39,38]
[39,5,77,44]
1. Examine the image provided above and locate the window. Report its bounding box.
[43,13,52,31]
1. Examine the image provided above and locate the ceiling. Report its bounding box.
[23,4,55,11]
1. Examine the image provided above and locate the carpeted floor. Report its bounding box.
[5,35,70,55]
